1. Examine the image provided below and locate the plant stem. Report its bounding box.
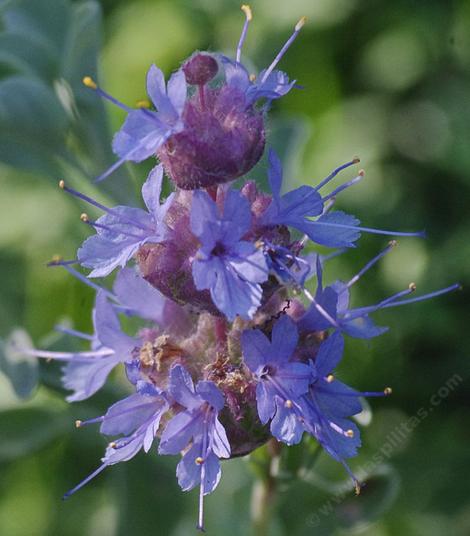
[250,439,281,536]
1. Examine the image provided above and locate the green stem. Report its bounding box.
[251,439,281,536]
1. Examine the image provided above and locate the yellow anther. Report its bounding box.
[355,482,362,496]
[195,456,204,465]
[388,240,398,248]
[241,4,252,21]
[136,99,151,109]
[326,374,335,383]
[75,420,82,428]
[295,16,307,32]
[82,76,97,90]
[51,254,63,263]
[59,179,65,189]
[346,429,354,438]
[249,73,256,82]
[80,213,89,222]
[109,442,117,449]
[358,169,365,177]
[352,156,360,164]
[284,399,293,409]
[384,387,393,395]
[409,282,417,292]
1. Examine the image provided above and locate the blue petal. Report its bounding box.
[256,381,276,424]
[315,380,363,418]
[168,364,200,410]
[196,381,225,411]
[241,328,271,373]
[113,268,167,322]
[221,56,250,92]
[176,443,202,491]
[342,316,389,339]
[190,190,219,249]
[297,287,339,332]
[201,451,222,494]
[210,417,231,459]
[103,434,145,465]
[159,410,202,455]
[194,256,263,320]
[270,315,298,364]
[141,164,164,218]
[93,291,137,356]
[146,64,180,123]
[112,109,168,162]
[267,148,282,204]
[314,331,344,377]
[100,392,166,436]
[63,354,119,402]
[276,362,312,397]
[270,396,304,445]
[219,189,252,245]
[166,69,187,118]
[300,211,361,248]
[229,242,269,283]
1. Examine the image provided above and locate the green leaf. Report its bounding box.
[0,75,69,175]
[0,329,38,399]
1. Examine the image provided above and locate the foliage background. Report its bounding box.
[0,0,469,534]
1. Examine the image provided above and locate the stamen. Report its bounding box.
[384,387,393,395]
[78,416,105,427]
[315,158,360,191]
[63,464,108,500]
[260,16,306,83]
[82,76,97,89]
[326,374,335,383]
[49,263,116,300]
[322,170,365,202]
[80,213,146,240]
[19,347,112,361]
[236,5,253,63]
[344,241,397,290]
[380,283,462,309]
[345,284,417,319]
[55,325,94,341]
[136,99,151,109]
[82,75,132,112]
[309,218,426,239]
[59,181,152,232]
[195,456,204,465]
[346,429,354,438]
[285,399,293,409]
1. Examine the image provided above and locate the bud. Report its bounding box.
[183,52,218,86]
[157,71,266,189]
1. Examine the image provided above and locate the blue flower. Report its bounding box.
[263,149,424,248]
[241,315,313,445]
[221,10,305,106]
[190,188,269,320]
[159,365,230,531]
[63,382,168,499]
[22,291,137,401]
[75,164,173,278]
[83,66,186,183]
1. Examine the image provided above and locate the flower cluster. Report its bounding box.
[22,5,459,531]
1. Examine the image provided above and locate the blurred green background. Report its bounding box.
[0,0,469,534]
